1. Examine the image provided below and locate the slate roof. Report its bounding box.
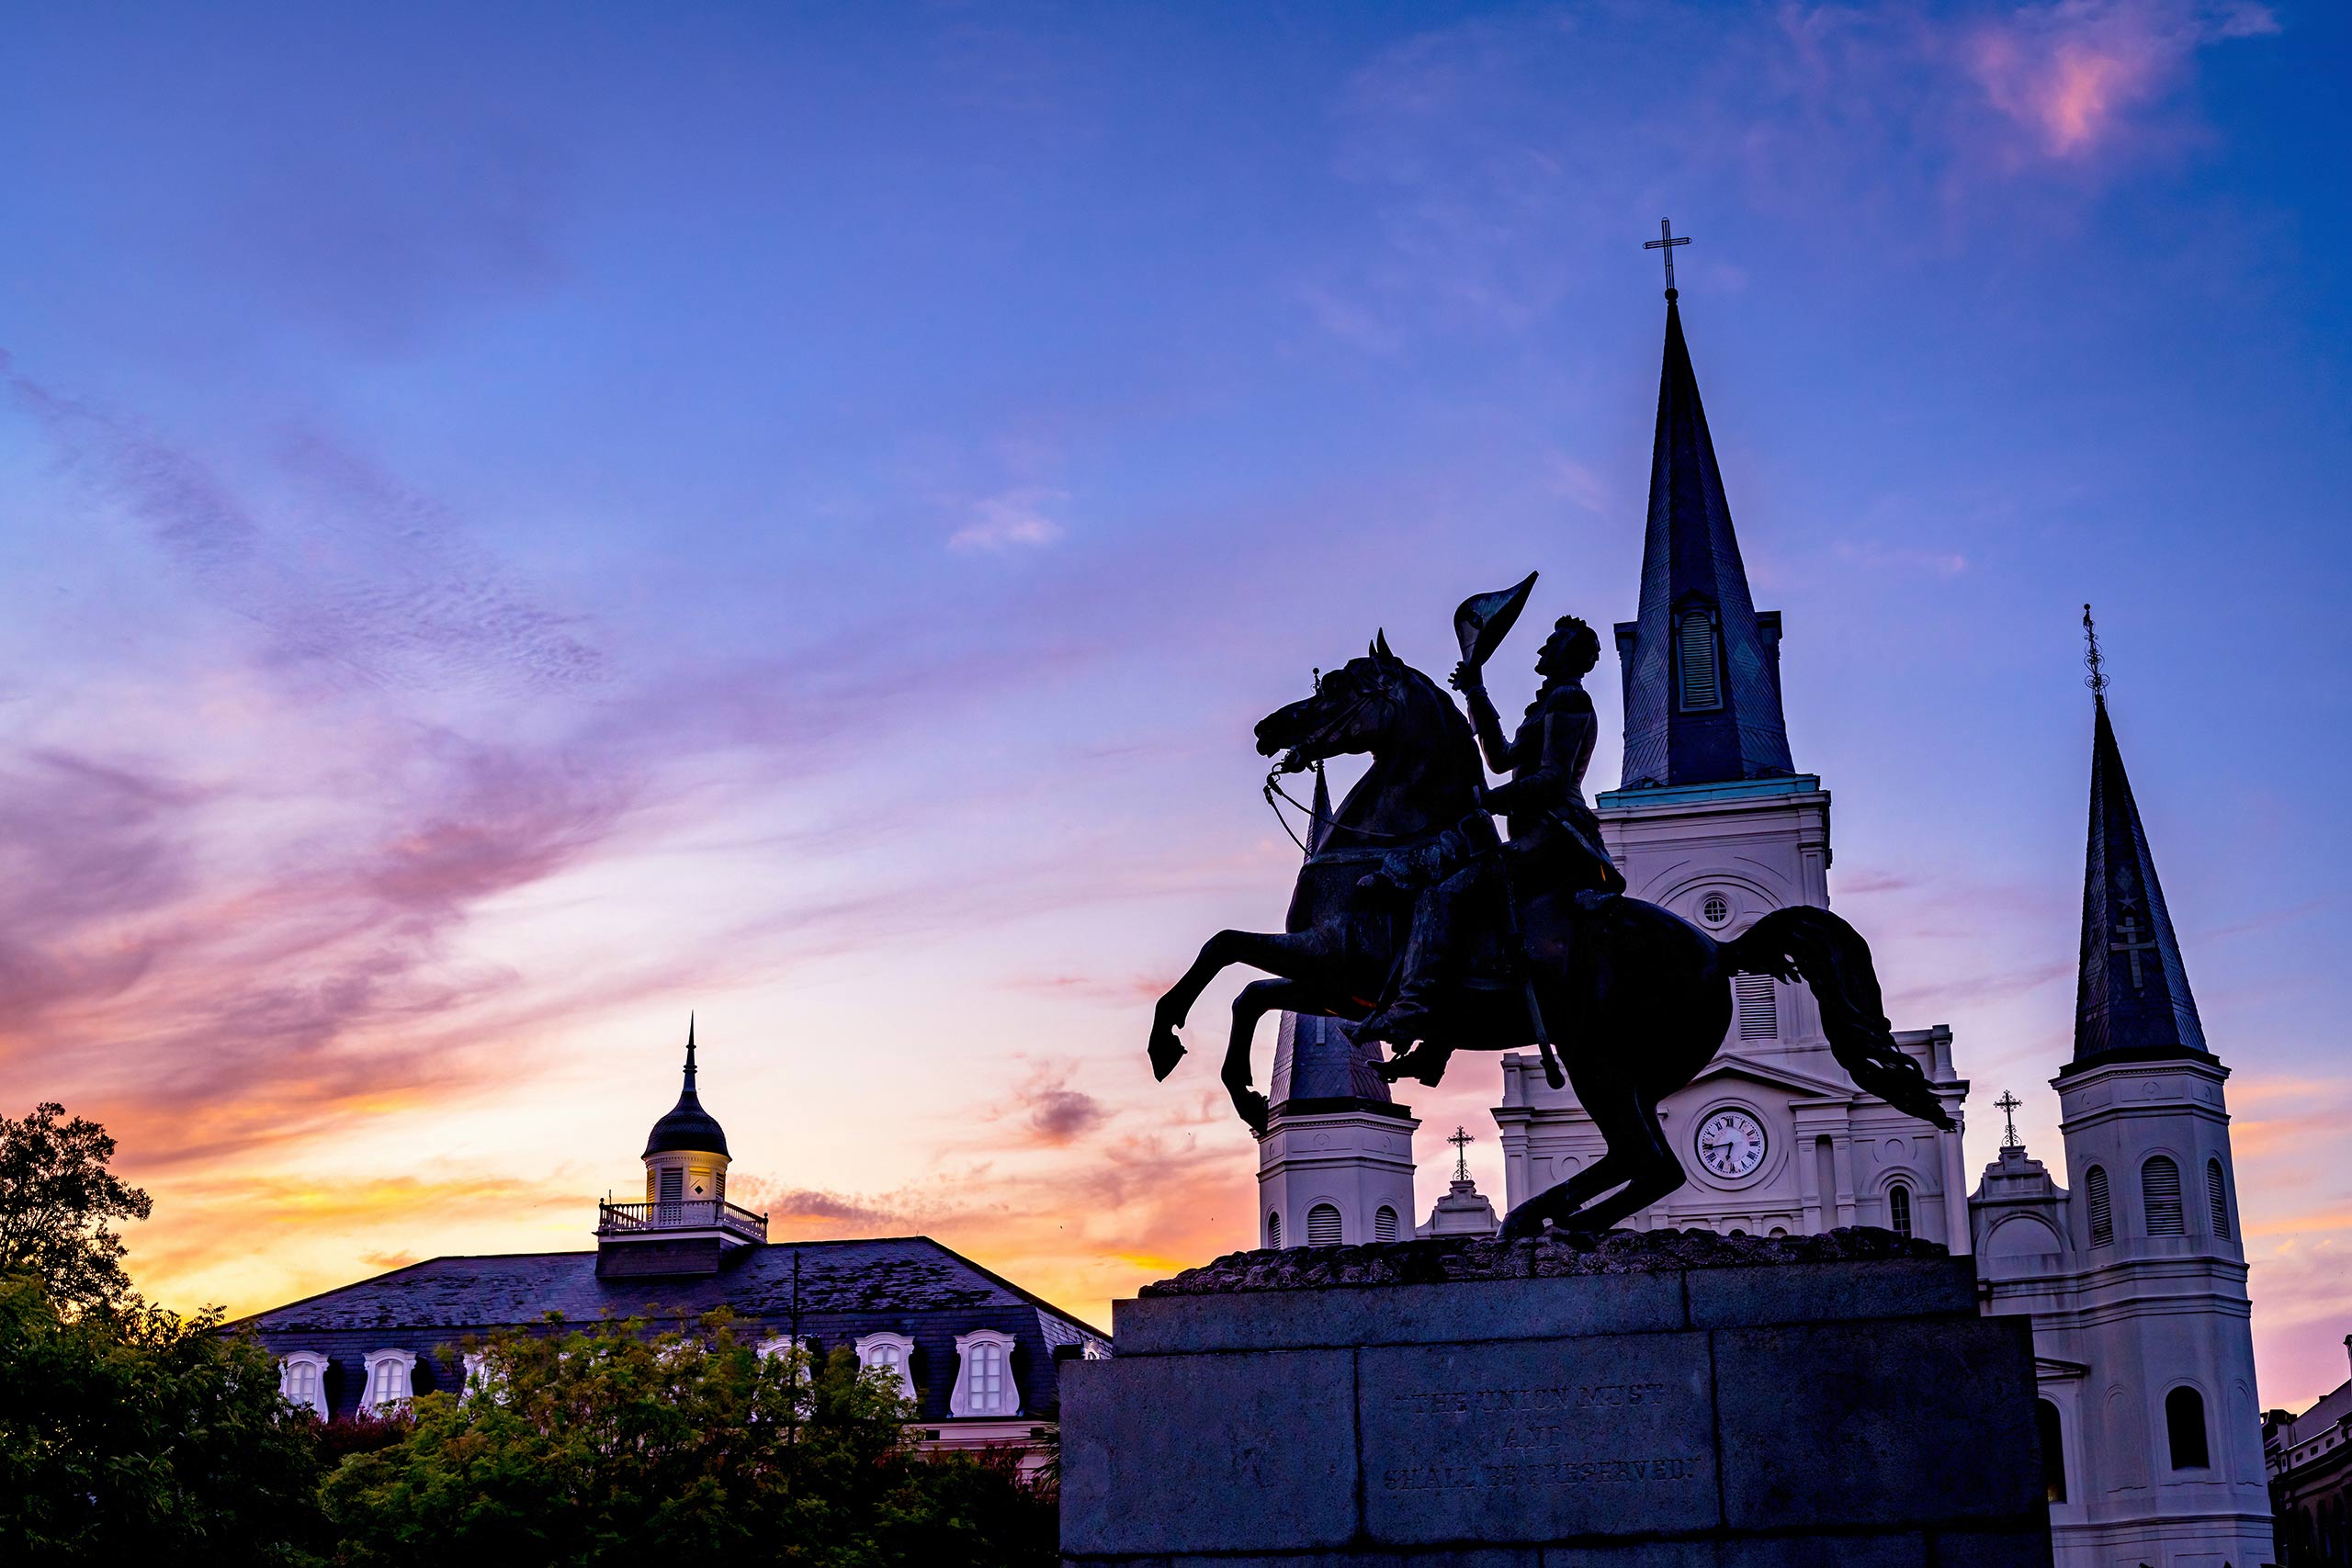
[1615,292,1795,789]
[2066,693,2210,1072]
[234,1236,1102,1338]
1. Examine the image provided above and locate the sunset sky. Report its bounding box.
[4,2,2349,1408]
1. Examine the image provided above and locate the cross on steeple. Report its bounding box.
[2110,913,2158,991]
[1995,1090,2023,1151]
[1448,1125,1475,1184]
[1645,218,1690,296]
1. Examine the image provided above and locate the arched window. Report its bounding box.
[1267,1211,1282,1249]
[951,1331,1019,1417]
[2143,1156,2185,1235]
[2037,1400,2067,1503]
[1306,1203,1344,1247]
[278,1352,330,1419]
[2207,1159,2231,1238]
[2086,1166,2113,1247]
[1887,1182,1913,1239]
[2165,1386,2210,1470]
[854,1332,916,1401]
[358,1348,415,1417]
[1374,1205,1399,1243]
[1677,608,1721,711]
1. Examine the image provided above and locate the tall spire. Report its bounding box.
[1615,288,1793,788]
[2067,609,2208,1073]
[645,1013,729,1156]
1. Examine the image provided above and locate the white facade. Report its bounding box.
[1973,1054,2273,1568]
[1257,1100,1418,1247]
[1494,774,1972,1250]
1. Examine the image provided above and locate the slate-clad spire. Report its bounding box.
[2068,626,2209,1071]
[1615,293,1793,788]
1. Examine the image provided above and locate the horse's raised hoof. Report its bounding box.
[1148,1024,1186,1081]
[1231,1088,1269,1136]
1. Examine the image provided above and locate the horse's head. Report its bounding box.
[1254,631,1419,773]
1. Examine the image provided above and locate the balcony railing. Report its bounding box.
[596,1199,768,1245]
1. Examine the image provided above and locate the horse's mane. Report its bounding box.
[1393,662,1482,780]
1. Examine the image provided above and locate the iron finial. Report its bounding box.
[2081,604,2109,703]
[1995,1089,2023,1151]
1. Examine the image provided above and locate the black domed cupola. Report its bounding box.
[644,1015,729,1158]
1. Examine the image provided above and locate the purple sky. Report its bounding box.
[2,2,2348,1407]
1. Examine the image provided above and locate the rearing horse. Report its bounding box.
[1147,637,1954,1238]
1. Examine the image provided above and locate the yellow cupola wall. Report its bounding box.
[642,1016,730,1209]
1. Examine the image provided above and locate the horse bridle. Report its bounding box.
[1261,675,1416,852]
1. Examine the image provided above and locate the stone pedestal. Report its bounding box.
[1061,1230,2052,1567]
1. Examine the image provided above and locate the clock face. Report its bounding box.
[1695,1109,1768,1179]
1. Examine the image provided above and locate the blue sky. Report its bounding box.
[2,1,2348,1405]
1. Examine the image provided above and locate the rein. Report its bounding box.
[1262,763,1419,855]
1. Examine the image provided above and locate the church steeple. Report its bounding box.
[2066,610,2209,1073]
[1615,288,1794,788]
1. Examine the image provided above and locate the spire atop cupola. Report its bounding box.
[1615,257,1794,788]
[644,1013,729,1157]
[2066,608,2210,1075]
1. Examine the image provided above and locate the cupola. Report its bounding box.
[596,1017,766,1278]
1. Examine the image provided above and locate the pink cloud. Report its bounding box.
[1966,0,2279,162]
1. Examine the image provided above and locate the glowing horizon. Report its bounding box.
[3,1,2349,1413]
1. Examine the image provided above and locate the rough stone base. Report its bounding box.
[1060,1230,2052,1568]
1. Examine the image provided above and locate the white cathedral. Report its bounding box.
[1254,286,2278,1568]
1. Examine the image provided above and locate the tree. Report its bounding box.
[0,1103,153,1316]
[0,1272,327,1566]
[322,1314,1056,1567]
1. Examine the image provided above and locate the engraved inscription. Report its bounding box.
[1384,1381,1701,1492]
[1360,1337,1720,1541]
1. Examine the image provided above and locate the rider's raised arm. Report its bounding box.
[1451,662,1515,772]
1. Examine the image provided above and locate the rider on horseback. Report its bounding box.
[1352,614,1626,1049]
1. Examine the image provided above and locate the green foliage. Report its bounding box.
[0,1102,153,1316]
[322,1314,1056,1568]
[0,1272,327,1567]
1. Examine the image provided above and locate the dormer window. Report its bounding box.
[951,1330,1020,1417]
[358,1348,417,1416]
[278,1351,330,1419]
[1677,606,1721,712]
[855,1332,917,1401]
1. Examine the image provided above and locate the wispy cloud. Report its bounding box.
[949,486,1069,551]
[1966,1,2278,160]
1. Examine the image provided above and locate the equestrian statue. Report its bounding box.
[1146,573,1954,1239]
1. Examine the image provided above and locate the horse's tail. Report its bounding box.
[1721,906,1957,1132]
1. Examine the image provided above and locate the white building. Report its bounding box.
[1256,283,2276,1567]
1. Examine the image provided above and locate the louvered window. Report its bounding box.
[2143,1156,2184,1235]
[2086,1166,2112,1247]
[1678,609,1721,711]
[1887,1182,1913,1239]
[1266,1211,1282,1248]
[1734,974,1777,1039]
[2206,1159,2230,1238]
[1306,1203,1343,1247]
[1374,1206,1399,1243]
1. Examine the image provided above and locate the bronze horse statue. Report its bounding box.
[1147,637,1954,1238]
